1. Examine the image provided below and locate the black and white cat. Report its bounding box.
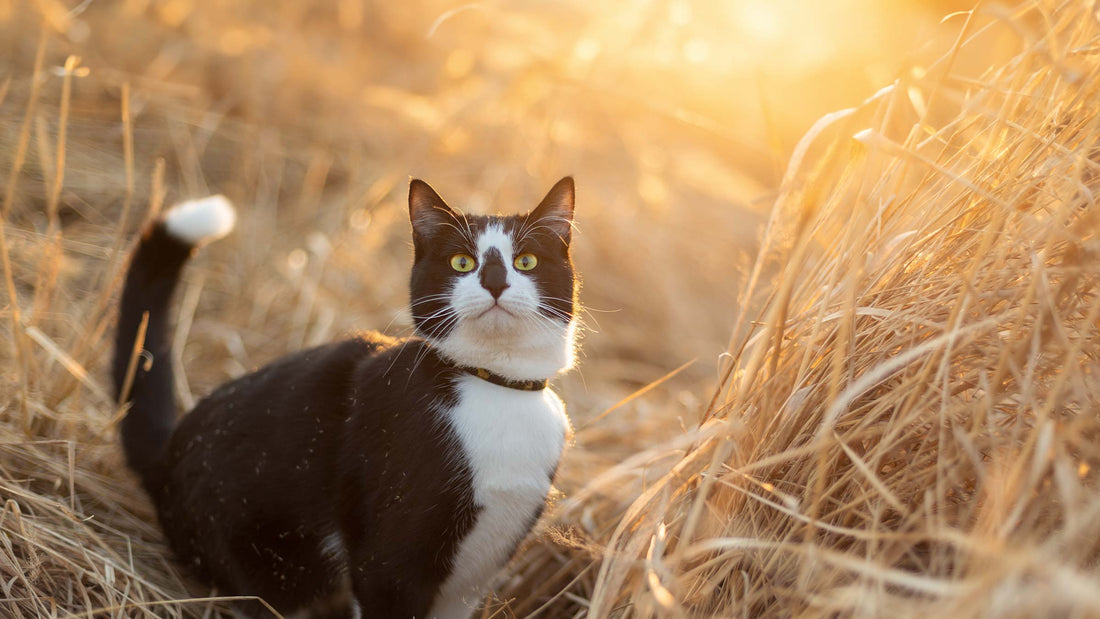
[111,178,578,618]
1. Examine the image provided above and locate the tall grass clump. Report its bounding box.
[504,2,1100,616]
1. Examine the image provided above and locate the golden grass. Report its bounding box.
[3,0,1099,617]
[501,3,1100,617]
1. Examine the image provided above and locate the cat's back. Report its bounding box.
[169,332,392,444]
[155,333,396,513]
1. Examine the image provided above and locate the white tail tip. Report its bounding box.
[162,195,237,246]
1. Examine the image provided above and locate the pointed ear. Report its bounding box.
[409,179,459,241]
[528,176,575,244]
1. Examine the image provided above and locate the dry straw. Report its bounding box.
[3,0,1100,617]
[504,1,1100,617]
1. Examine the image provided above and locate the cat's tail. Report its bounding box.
[112,195,236,488]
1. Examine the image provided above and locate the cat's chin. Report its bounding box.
[473,304,517,327]
[431,317,576,381]
[459,298,533,335]
[460,313,531,343]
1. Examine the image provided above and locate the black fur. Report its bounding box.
[112,178,576,617]
[112,222,193,489]
[151,336,478,614]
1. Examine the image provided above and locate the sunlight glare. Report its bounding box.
[736,2,782,41]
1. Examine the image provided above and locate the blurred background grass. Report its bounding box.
[0,0,1015,615]
[1,0,978,421]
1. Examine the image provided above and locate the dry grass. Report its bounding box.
[502,2,1100,617]
[3,0,1099,617]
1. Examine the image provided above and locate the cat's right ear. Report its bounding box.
[409,179,459,242]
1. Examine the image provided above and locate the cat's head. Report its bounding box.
[408,177,577,381]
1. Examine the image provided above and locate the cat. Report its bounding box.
[111,177,578,618]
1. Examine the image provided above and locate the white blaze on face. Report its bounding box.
[476,225,513,264]
[434,224,575,382]
[448,224,541,323]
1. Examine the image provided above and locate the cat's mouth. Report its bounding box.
[476,303,515,319]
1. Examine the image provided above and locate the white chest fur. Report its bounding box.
[429,375,570,619]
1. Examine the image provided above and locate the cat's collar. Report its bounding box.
[458,366,549,391]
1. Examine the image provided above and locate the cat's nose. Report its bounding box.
[480,262,510,299]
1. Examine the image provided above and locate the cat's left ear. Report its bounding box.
[529,176,575,245]
[409,179,460,243]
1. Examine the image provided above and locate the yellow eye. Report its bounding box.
[514,253,538,271]
[450,254,476,272]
